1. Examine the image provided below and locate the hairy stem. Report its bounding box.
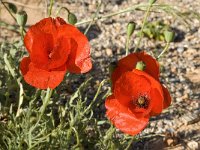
[48,0,54,17]
[84,2,102,35]
[157,42,170,59]
[125,36,130,55]
[1,1,17,22]
[125,136,135,150]
[133,3,153,52]
[56,7,70,16]
[76,4,160,26]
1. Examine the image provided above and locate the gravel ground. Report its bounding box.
[0,0,200,149]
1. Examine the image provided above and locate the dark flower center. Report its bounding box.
[48,52,53,59]
[136,96,149,109]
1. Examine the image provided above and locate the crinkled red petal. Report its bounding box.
[114,71,151,108]
[24,17,67,54]
[162,85,172,109]
[48,37,71,70]
[29,31,54,70]
[137,51,160,80]
[105,95,149,136]
[23,63,67,89]
[58,25,92,73]
[132,70,164,115]
[20,57,31,75]
[111,52,160,87]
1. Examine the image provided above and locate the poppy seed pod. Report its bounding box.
[164,30,175,43]
[8,3,17,14]
[16,11,27,27]
[127,22,136,37]
[149,0,156,4]
[136,61,146,71]
[68,13,77,25]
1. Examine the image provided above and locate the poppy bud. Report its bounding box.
[68,13,77,25]
[149,0,156,4]
[127,22,136,37]
[7,3,17,14]
[16,11,27,27]
[109,61,117,77]
[136,61,146,71]
[164,30,175,43]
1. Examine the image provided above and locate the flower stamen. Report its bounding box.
[136,96,149,109]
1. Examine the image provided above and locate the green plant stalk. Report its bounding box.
[48,0,54,17]
[157,42,170,59]
[84,2,102,35]
[125,36,130,55]
[1,1,27,34]
[20,26,24,39]
[39,88,53,118]
[31,88,53,131]
[1,1,17,22]
[83,79,106,114]
[16,82,24,117]
[76,4,164,26]
[125,136,135,150]
[55,7,70,16]
[133,3,153,52]
[72,127,81,148]
[103,125,116,146]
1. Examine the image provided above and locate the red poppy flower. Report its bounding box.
[105,52,172,135]
[106,70,165,136]
[20,17,92,89]
[111,51,171,109]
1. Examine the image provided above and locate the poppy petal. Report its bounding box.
[23,63,67,89]
[105,95,149,136]
[118,53,140,71]
[111,66,130,89]
[20,57,31,75]
[162,85,172,109]
[137,51,160,80]
[24,17,67,54]
[32,17,66,35]
[48,37,71,70]
[29,32,54,70]
[133,70,164,115]
[58,25,92,73]
[114,71,151,107]
[111,52,160,86]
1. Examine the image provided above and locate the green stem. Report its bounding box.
[20,26,24,39]
[133,3,153,52]
[16,82,24,117]
[48,0,54,17]
[1,1,17,22]
[39,88,53,118]
[104,125,116,145]
[56,7,70,16]
[72,127,81,148]
[83,79,106,114]
[84,2,102,35]
[157,42,170,59]
[1,1,27,35]
[125,36,130,56]
[125,136,135,150]
[28,88,53,147]
[66,127,73,142]
[76,4,159,26]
